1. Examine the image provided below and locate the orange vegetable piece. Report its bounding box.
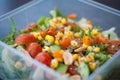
[60,37,71,49]
[82,36,92,46]
[40,31,46,38]
[68,14,77,20]
[47,27,57,36]
[53,51,64,62]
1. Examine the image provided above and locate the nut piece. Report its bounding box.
[74,46,86,52]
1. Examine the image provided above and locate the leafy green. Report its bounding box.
[1,18,16,45]
[108,34,111,40]
[37,17,50,30]
[99,54,110,66]
[50,8,65,18]
[80,30,85,40]
[88,29,93,38]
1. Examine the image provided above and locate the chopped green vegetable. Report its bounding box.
[56,63,68,74]
[37,17,50,30]
[80,30,85,40]
[50,45,61,54]
[78,62,90,80]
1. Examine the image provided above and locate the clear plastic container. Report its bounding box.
[0,0,120,80]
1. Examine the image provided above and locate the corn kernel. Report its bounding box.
[73,54,79,61]
[84,57,90,63]
[45,35,54,44]
[74,33,80,38]
[60,50,64,55]
[85,30,89,34]
[87,46,93,51]
[61,18,66,25]
[88,54,95,62]
[38,35,42,41]
[78,56,82,65]
[55,40,59,45]
[32,32,39,39]
[71,40,78,47]
[65,31,73,37]
[50,59,59,69]
[93,47,100,53]
[91,29,98,36]
[42,46,51,53]
[89,62,96,71]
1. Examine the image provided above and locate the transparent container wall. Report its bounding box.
[0,41,67,80]
[89,51,120,80]
[0,0,120,80]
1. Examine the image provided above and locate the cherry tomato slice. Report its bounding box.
[26,42,42,58]
[15,34,36,45]
[35,52,52,67]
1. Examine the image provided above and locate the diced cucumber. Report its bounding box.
[78,62,90,80]
[50,45,61,53]
[56,63,68,74]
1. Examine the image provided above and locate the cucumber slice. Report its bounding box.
[56,63,68,74]
[50,45,61,53]
[78,62,90,80]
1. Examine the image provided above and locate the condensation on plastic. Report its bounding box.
[0,0,120,80]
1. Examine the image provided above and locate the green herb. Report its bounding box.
[37,17,50,30]
[50,8,65,18]
[108,34,111,40]
[80,30,85,40]
[88,29,93,38]
[1,18,16,45]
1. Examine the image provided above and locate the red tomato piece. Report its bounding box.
[26,42,42,58]
[35,52,52,67]
[15,34,36,45]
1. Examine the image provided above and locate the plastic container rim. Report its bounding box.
[0,0,120,21]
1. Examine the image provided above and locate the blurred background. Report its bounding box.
[0,0,120,16]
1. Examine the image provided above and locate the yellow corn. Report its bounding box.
[45,35,54,44]
[61,18,66,25]
[50,59,59,69]
[71,40,78,47]
[87,46,93,51]
[55,40,60,45]
[84,57,90,63]
[74,32,80,38]
[38,35,43,41]
[93,47,100,53]
[88,53,95,62]
[89,62,96,71]
[73,54,79,61]
[65,31,73,37]
[78,56,82,65]
[55,32,63,40]
[32,32,39,39]
[91,29,98,36]
[42,46,51,53]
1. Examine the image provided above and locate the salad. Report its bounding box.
[1,9,120,80]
